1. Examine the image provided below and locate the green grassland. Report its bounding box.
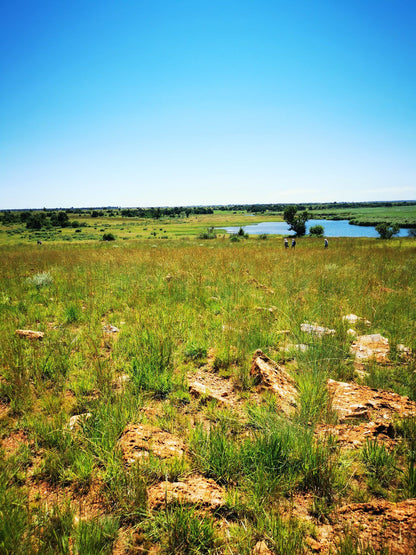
[310,204,416,227]
[0,227,416,552]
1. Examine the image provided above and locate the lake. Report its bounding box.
[216,219,410,238]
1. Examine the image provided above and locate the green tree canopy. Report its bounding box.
[283,206,309,237]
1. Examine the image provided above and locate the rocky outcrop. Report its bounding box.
[147,474,225,510]
[118,424,185,465]
[250,350,297,415]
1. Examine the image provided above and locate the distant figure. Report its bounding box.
[284,238,289,249]
[291,238,296,248]
[324,238,328,248]
[37,240,42,245]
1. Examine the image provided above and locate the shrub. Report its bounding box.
[198,228,216,240]
[309,225,324,237]
[102,233,116,241]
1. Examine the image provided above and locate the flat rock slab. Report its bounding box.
[327,379,416,422]
[118,424,185,465]
[350,333,390,362]
[147,474,225,511]
[188,370,238,406]
[15,329,44,340]
[250,350,297,415]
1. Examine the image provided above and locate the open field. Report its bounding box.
[307,205,416,227]
[1,234,416,553]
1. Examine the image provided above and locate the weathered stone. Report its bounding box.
[343,314,371,326]
[15,329,44,340]
[327,379,416,422]
[252,540,273,554]
[300,323,335,337]
[148,474,225,510]
[118,424,185,465]
[250,350,297,414]
[102,324,119,333]
[350,334,389,362]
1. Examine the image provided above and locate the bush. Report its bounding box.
[102,233,116,241]
[309,225,324,237]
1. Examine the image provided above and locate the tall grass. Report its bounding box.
[0,236,415,551]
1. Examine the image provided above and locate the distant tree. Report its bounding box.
[375,223,400,239]
[309,224,324,237]
[283,206,309,237]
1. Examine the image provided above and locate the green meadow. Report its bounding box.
[0,226,416,553]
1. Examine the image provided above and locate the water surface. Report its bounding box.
[217,219,409,238]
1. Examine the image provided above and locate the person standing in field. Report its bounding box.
[324,238,328,248]
[291,238,296,248]
[284,238,289,249]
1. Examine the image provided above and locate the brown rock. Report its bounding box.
[250,350,297,414]
[118,424,185,465]
[252,540,273,554]
[15,329,44,340]
[327,379,416,422]
[147,474,224,510]
[350,334,390,363]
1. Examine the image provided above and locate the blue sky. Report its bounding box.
[1,0,415,209]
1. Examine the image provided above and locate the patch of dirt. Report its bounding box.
[327,379,416,422]
[147,473,225,511]
[250,350,297,415]
[1,429,29,457]
[27,478,105,520]
[118,424,186,465]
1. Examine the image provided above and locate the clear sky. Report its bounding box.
[1,0,415,209]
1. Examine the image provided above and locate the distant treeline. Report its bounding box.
[0,206,214,229]
[1,201,415,230]
[219,201,416,213]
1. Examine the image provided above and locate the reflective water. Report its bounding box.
[217,219,410,238]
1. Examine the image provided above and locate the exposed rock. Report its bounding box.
[397,344,412,356]
[252,540,273,554]
[343,314,371,326]
[350,334,390,363]
[316,421,397,450]
[15,329,44,340]
[189,379,231,406]
[282,343,309,353]
[147,474,225,510]
[250,350,297,414]
[347,328,357,337]
[102,324,120,333]
[327,379,416,422]
[118,424,185,465]
[333,500,416,554]
[69,412,92,431]
[300,323,335,337]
